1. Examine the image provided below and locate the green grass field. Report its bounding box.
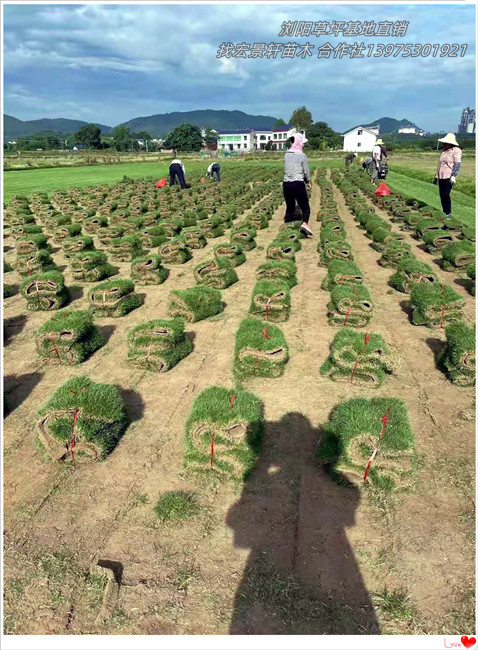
[386,170,475,228]
[2,159,339,203]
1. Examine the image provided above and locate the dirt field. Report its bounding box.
[3,171,475,635]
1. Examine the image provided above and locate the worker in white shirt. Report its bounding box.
[169,158,189,189]
[206,162,221,182]
[371,138,386,184]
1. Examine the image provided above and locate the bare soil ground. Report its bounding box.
[3,172,475,636]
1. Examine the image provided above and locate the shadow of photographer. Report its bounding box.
[226,412,379,635]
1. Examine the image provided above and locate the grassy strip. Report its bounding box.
[386,171,475,228]
[391,164,475,198]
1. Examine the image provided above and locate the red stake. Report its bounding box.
[210,431,215,467]
[262,327,270,339]
[343,307,352,326]
[229,394,237,408]
[363,407,392,483]
[350,332,371,383]
[49,333,62,362]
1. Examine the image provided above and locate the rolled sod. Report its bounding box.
[97,225,125,246]
[466,263,475,296]
[4,260,13,273]
[168,285,223,322]
[199,216,225,238]
[127,318,193,372]
[319,240,354,266]
[62,235,95,258]
[321,260,364,291]
[194,258,238,289]
[266,239,296,262]
[461,225,476,242]
[36,310,104,365]
[414,218,443,239]
[182,226,207,249]
[274,229,302,251]
[230,226,257,250]
[13,249,56,276]
[83,215,108,234]
[131,254,169,285]
[316,397,415,489]
[108,235,144,262]
[320,226,347,247]
[440,322,475,386]
[88,278,143,317]
[388,258,438,293]
[69,251,116,282]
[137,226,168,248]
[255,260,297,288]
[320,328,394,387]
[422,229,455,252]
[248,213,269,230]
[16,234,49,257]
[52,223,82,243]
[378,241,413,268]
[441,240,475,271]
[234,317,289,379]
[213,242,246,267]
[184,386,263,481]
[327,284,373,327]
[249,280,291,322]
[37,375,127,462]
[158,236,192,264]
[20,270,68,311]
[9,224,43,240]
[410,283,464,327]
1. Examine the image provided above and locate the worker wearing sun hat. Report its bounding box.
[433,133,462,220]
[371,138,386,184]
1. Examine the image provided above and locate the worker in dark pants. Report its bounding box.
[283,132,313,237]
[207,162,221,182]
[345,152,357,168]
[169,158,189,189]
[433,133,462,220]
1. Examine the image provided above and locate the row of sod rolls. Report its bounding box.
[333,168,474,386]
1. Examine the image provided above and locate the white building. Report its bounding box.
[216,125,297,152]
[342,125,379,152]
[398,126,418,134]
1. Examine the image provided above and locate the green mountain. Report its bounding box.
[4,114,112,138]
[120,110,279,137]
[361,117,422,134]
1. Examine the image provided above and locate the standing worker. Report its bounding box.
[371,138,386,185]
[206,161,221,182]
[283,132,313,237]
[433,133,462,220]
[169,158,190,189]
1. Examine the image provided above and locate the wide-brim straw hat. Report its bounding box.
[438,133,459,146]
[375,139,384,145]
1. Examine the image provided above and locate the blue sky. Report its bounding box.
[3,3,476,132]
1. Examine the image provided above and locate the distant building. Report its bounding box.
[72,144,87,151]
[216,125,297,152]
[342,125,379,152]
[398,126,418,134]
[458,107,475,134]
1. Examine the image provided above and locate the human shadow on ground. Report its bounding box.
[4,372,44,415]
[226,412,380,635]
[4,315,28,346]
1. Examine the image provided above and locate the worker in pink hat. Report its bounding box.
[433,133,462,220]
[283,131,313,237]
